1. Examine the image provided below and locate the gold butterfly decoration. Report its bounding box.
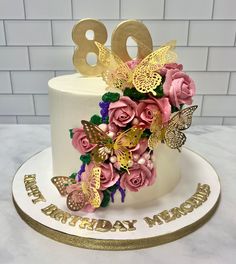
[95,40,177,96]
[81,120,144,171]
[51,166,101,211]
[148,105,198,151]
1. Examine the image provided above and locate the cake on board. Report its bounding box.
[12,19,220,250]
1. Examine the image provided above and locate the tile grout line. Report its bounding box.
[187,20,190,46]
[27,46,31,70]
[32,94,36,115]
[205,47,210,71]
[119,0,121,19]
[22,0,27,19]
[211,0,215,19]
[227,72,232,94]
[234,31,236,46]
[200,95,204,116]
[8,71,13,94]
[163,0,166,19]
[2,18,236,22]
[50,20,54,45]
[2,20,7,45]
[70,0,74,20]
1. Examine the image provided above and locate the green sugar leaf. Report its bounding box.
[100,190,110,207]
[69,129,74,139]
[102,92,120,102]
[90,114,102,125]
[80,153,91,164]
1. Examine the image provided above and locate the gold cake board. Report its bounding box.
[12,147,220,250]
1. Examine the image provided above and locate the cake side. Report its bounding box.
[49,73,180,206]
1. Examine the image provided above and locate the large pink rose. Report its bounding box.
[83,162,119,191]
[160,63,183,76]
[72,128,95,154]
[109,96,137,127]
[136,97,171,127]
[164,69,196,108]
[120,163,156,192]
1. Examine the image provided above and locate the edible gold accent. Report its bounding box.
[110,221,127,232]
[72,19,107,76]
[144,183,211,228]
[24,174,46,204]
[111,20,153,62]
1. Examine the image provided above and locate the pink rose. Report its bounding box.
[136,97,171,127]
[131,138,148,156]
[120,163,156,192]
[83,162,119,191]
[72,128,95,154]
[163,69,196,108]
[160,63,183,76]
[126,59,141,70]
[109,96,137,127]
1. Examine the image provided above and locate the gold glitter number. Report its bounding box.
[72,19,108,76]
[111,20,153,62]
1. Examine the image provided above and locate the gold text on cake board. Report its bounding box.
[144,183,210,228]
[24,174,46,204]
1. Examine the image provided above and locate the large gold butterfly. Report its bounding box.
[95,40,177,95]
[51,166,101,211]
[148,105,198,151]
[82,120,144,171]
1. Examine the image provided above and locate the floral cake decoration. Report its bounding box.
[52,41,198,212]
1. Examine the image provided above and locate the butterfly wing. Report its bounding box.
[81,167,101,208]
[95,41,132,90]
[164,105,198,150]
[133,41,177,95]
[115,146,132,171]
[114,126,144,149]
[88,166,101,189]
[164,127,186,150]
[169,105,198,130]
[66,189,86,211]
[51,176,70,196]
[81,120,111,144]
[148,111,162,150]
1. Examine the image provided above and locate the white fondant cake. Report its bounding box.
[48,73,180,206]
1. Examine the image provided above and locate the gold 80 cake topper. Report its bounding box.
[72,19,158,76]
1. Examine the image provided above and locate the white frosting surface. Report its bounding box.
[48,73,180,205]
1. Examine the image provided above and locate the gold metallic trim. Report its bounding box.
[13,195,220,251]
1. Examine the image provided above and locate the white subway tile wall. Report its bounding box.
[0,0,235,125]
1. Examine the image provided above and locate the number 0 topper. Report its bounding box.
[95,40,177,96]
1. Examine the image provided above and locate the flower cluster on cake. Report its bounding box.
[52,41,197,212]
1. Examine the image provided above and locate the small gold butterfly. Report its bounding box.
[51,166,101,211]
[51,176,76,196]
[148,105,198,151]
[82,120,144,171]
[95,40,177,96]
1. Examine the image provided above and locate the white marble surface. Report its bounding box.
[0,125,236,264]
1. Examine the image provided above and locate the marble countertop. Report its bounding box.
[0,125,236,264]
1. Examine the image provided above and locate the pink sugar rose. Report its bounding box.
[160,63,183,76]
[83,162,119,191]
[109,96,137,127]
[131,138,148,156]
[163,69,196,109]
[136,97,171,127]
[126,59,141,70]
[120,163,156,192]
[72,128,95,155]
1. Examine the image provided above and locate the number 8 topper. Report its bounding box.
[95,40,177,96]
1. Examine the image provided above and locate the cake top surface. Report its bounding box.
[49,74,121,96]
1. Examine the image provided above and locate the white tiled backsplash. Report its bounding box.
[0,0,236,125]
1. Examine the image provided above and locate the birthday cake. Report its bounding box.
[48,21,197,213]
[11,19,221,250]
